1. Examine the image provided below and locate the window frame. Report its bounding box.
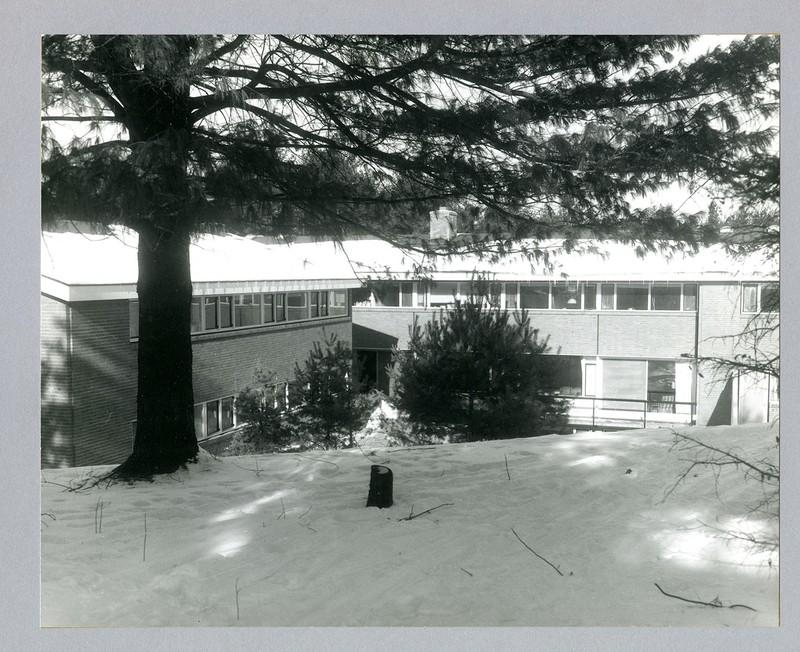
[742,282,779,314]
[194,395,237,441]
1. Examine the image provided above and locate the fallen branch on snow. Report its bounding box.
[511,527,565,576]
[398,503,454,521]
[654,582,756,611]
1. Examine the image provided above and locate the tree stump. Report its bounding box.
[366,465,393,508]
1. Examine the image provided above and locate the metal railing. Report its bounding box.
[555,395,696,430]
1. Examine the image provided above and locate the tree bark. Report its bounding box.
[116,222,198,477]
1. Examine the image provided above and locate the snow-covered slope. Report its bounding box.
[40,424,779,627]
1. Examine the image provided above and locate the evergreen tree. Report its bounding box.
[292,334,365,448]
[235,371,292,451]
[40,35,779,476]
[395,301,566,439]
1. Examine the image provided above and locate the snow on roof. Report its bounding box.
[338,238,778,283]
[41,229,778,302]
[41,228,362,302]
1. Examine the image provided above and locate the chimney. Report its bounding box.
[429,207,458,240]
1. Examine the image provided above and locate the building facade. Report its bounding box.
[41,229,361,468]
[345,238,779,431]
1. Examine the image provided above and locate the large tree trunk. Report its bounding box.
[116,222,197,477]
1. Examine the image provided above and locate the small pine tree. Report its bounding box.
[394,301,566,440]
[235,370,293,451]
[292,334,366,448]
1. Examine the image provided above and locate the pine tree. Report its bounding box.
[395,301,566,439]
[292,334,365,449]
[40,35,779,476]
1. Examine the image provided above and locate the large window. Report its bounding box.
[602,359,647,410]
[194,396,237,440]
[616,284,648,310]
[144,288,347,337]
[330,290,348,316]
[275,293,286,321]
[429,281,461,306]
[651,285,681,311]
[601,359,680,413]
[520,282,549,309]
[743,283,779,313]
[373,281,414,307]
[204,297,219,329]
[287,292,307,321]
[234,294,261,327]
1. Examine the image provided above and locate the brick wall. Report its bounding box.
[41,296,354,468]
[68,300,138,466]
[352,306,695,358]
[41,295,74,467]
[192,317,352,402]
[696,283,779,425]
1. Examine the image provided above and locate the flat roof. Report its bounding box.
[337,238,779,283]
[41,228,362,302]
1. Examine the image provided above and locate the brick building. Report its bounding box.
[345,231,779,431]
[41,228,361,468]
[41,221,779,468]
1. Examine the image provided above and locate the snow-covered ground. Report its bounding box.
[40,423,779,627]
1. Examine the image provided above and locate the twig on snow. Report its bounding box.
[142,513,147,562]
[510,527,564,576]
[654,583,756,611]
[277,498,286,520]
[235,578,241,621]
[398,503,453,521]
[298,505,312,519]
[95,498,104,534]
[460,568,474,577]
[504,453,511,481]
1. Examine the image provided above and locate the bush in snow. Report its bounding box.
[394,300,567,440]
[234,370,294,452]
[290,334,370,449]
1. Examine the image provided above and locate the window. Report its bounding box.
[743,283,779,313]
[319,292,329,316]
[584,363,597,396]
[429,281,460,306]
[401,282,413,307]
[374,282,400,306]
[275,293,286,321]
[204,297,219,329]
[330,290,348,316]
[488,282,502,308]
[583,284,597,310]
[263,294,275,323]
[234,294,262,327]
[521,282,549,309]
[191,297,203,332]
[651,285,681,311]
[552,283,581,310]
[505,283,518,309]
[762,283,779,312]
[682,284,697,311]
[129,301,139,338]
[647,361,676,412]
[416,282,427,307]
[602,359,647,410]
[194,396,237,440]
[221,397,235,430]
[219,296,233,328]
[310,291,319,318]
[287,292,307,321]
[617,285,648,310]
[600,283,615,310]
[206,399,220,436]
